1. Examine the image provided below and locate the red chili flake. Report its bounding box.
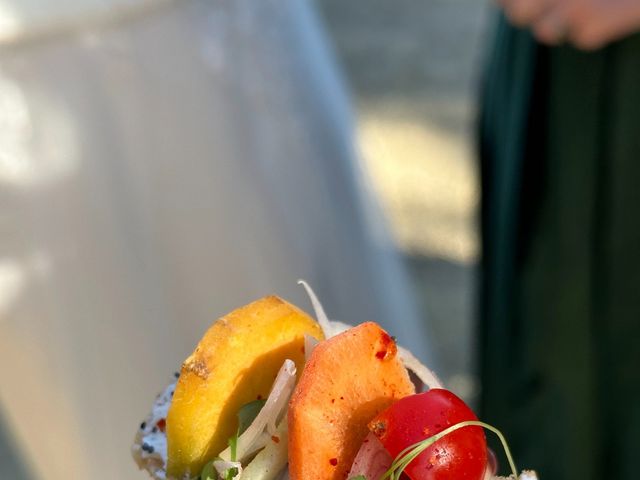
[329,458,338,466]
[300,345,305,354]
[271,435,280,444]
[156,418,166,432]
[331,399,335,404]
[375,332,396,360]
[257,394,263,400]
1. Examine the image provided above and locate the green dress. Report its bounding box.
[479,12,640,480]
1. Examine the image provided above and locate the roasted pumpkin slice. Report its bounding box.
[166,296,323,479]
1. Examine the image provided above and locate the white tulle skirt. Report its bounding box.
[0,1,433,478]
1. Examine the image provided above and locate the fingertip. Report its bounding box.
[571,30,606,51]
[506,1,540,27]
[533,22,564,46]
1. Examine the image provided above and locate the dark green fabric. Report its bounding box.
[479,12,640,480]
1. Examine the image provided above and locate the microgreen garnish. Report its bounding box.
[381,420,518,480]
[238,400,267,434]
[228,435,238,462]
[198,400,267,479]
[199,459,217,480]
[349,476,367,480]
[200,457,242,480]
[228,399,266,462]
[225,466,239,480]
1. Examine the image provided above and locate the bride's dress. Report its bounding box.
[0,1,434,478]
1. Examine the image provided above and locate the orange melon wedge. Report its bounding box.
[288,322,414,480]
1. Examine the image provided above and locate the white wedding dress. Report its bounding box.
[0,1,434,478]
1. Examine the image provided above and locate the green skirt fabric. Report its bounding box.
[479,12,640,480]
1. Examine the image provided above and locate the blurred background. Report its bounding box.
[0,0,491,478]
[319,0,490,399]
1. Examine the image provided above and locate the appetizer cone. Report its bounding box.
[132,283,538,480]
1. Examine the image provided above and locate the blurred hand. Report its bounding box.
[499,0,640,50]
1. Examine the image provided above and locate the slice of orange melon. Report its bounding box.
[288,322,415,480]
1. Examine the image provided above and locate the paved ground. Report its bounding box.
[317,0,492,401]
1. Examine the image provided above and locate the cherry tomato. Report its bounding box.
[368,389,487,480]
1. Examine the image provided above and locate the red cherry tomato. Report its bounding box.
[368,389,487,480]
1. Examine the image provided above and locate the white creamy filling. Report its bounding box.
[137,375,177,476]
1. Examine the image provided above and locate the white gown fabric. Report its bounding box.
[0,0,434,478]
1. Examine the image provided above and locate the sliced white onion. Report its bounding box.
[219,360,297,463]
[397,345,443,390]
[213,460,242,479]
[324,319,352,338]
[304,334,319,362]
[485,467,495,480]
[297,280,351,338]
[297,280,333,336]
[492,472,538,480]
[239,416,289,480]
[348,431,392,480]
[297,280,346,360]
[519,472,539,480]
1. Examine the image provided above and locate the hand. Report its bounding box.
[498,0,640,50]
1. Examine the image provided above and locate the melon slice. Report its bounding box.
[288,322,414,480]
